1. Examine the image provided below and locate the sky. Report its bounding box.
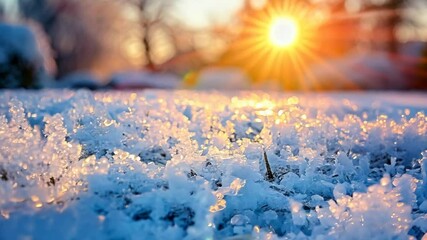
[0,0,18,19]
[173,0,245,29]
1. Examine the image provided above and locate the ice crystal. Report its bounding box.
[0,90,426,239]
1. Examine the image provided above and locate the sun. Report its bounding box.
[269,17,299,48]
[218,0,322,90]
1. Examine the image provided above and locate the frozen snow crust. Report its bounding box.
[0,90,426,239]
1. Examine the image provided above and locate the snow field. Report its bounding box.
[0,90,426,239]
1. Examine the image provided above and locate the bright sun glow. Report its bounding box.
[269,17,299,48]
[219,0,318,89]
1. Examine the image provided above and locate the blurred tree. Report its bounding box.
[333,0,424,53]
[413,43,427,89]
[18,0,140,79]
[19,0,201,76]
[121,0,173,70]
[308,0,425,54]
[359,0,408,53]
[0,4,4,20]
[121,0,236,74]
[18,0,100,77]
[311,0,357,57]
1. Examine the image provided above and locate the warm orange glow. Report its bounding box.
[217,0,372,90]
[218,0,320,90]
[269,17,298,48]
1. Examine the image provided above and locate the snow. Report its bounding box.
[109,71,181,89]
[306,53,405,89]
[0,90,426,239]
[305,42,426,90]
[0,23,41,64]
[55,71,102,90]
[188,68,252,90]
[0,22,54,76]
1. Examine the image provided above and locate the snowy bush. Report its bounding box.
[0,23,54,88]
[0,90,426,239]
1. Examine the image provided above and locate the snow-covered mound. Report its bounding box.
[0,90,426,239]
[108,71,180,89]
[0,23,44,65]
[306,53,404,89]
[187,68,252,90]
[55,72,102,90]
[0,23,55,88]
[305,42,427,90]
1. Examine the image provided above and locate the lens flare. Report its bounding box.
[269,17,298,48]
[218,0,357,90]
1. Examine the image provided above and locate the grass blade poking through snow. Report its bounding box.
[263,149,274,182]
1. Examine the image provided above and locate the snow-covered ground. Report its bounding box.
[0,90,426,239]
